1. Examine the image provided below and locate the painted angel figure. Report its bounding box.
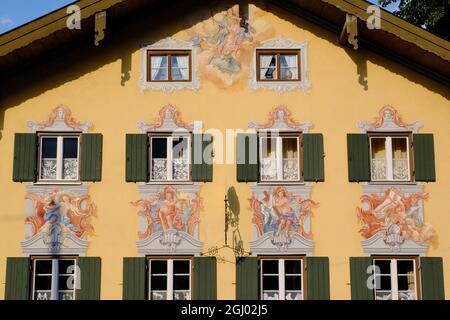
[156,188,184,232]
[271,187,298,238]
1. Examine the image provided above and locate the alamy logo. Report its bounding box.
[66,5,81,30]
[367,5,382,30]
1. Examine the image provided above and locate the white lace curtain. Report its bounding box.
[260,55,275,80]
[280,55,298,80]
[174,55,189,80]
[150,56,166,80]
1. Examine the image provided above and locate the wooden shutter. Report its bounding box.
[413,134,436,182]
[123,257,146,300]
[192,134,213,182]
[194,257,217,300]
[236,133,258,182]
[76,257,101,300]
[236,257,258,300]
[125,134,148,182]
[5,257,30,300]
[303,133,325,182]
[306,257,330,300]
[420,257,445,300]
[12,133,37,182]
[80,133,103,181]
[347,134,370,182]
[349,257,374,300]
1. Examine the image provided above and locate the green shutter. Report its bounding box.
[420,257,445,300]
[76,257,101,300]
[236,134,258,182]
[192,134,213,182]
[194,257,217,300]
[5,257,30,300]
[349,257,374,300]
[347,134,370,182]
[413,134,436,182]
[126,134,148,182]
[303,133,325,182]
[13,133,37,182]
[236,257,258,300]
[306,257,330,300]
[80,134,103,181]
[123,257,146,300]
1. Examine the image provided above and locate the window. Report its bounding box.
[32,257,77,300]
[39,134,80,181]
[369,134,412,182]
[259,133,301,182]
[149,134,190,182]
[147,50,191,82]
[257,50,300,81]
[373,257,419,300]
[260,257,304,300]
[148,258,191,300]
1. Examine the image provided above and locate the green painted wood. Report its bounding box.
[12,133,37,182]
[123,257,146,300]
[413,134,436,182]
[125,134,148,182]
[306,257,330,300]
[420,257,445,300]
[5,257,30,300]
[194,257,217,300]
[76,257,101,300]
[192,134,213,182]
[236,133,258,182]
[80,133,103,181]
[349,257,374,300]
[347,134,370,182]
[236,257,258,300]
[303,133,325,182]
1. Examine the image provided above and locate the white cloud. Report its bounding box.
[0,17,14,26]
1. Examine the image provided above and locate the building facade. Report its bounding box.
[0,0,449,300]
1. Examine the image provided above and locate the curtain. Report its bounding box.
[260,55,275,80]
[174,55,189,80]
[280,55,298,80]
[150,56,165,80]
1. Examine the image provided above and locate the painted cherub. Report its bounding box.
[157,188,184,232]
[271,187,298,238]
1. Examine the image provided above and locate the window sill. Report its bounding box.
[146,181,195,185]
[367,181,417,185]
[33,181,83,186]
[257,181,306,186]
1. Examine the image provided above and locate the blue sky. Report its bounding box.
[0,0,399,35]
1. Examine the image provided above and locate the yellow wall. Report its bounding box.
[0,2,449,300]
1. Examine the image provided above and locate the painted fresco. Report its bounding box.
[25,189,96,253]
[132,186,202,240]
[187,5,273,88]
[357,188,435,250]
[249,187,317,245]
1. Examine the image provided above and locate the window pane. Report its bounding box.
[35,260,53,274]
[374,260,391,275]
[58,275,74,290]
[174,291,191,300]
[173,260,190,274]
[375,275,392,290]
[34,291,52,300]
[259,54,277,80]
[371,137,387,180]
[262,275,278,290]
[282,137,299,181]
[172,137,189,181]
[262,260,278,274]
[280,54,298,80]
[42,137,57,158]
[171,55,189,80]
[260,137,277,181]
[397,275,415,291]
[285,275,301,290]
[151,138,168,180]
[41,138,57,180]
[173,275,190,290]
[63,138,78,158]
[34,275,52,290]
[59,292,74,300]
[392,137,409,181]
[150,260,167,274]
[63,138,78,180]
[58,260,76,275]
[150,275,167,290]
[397,260,414,275]
[152,138,167,158]
[150,55,168,80]
[285,260,301,275]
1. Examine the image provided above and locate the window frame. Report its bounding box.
[148,132,191,183]
[258,132,303,183]
[146,50,192,82]
[37,132,81,183]
[256,49,301,82]
[30,256,78,301]
[372,255,421,300]
[146,256,193,301]
[368,132,414,183]
[258,256,306,300]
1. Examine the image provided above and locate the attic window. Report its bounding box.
[257,50,301,81]
[147,50,191,82]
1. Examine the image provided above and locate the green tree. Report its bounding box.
[378,0,449,39]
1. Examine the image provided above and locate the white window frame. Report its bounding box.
[38,134,81,182]
[260,258,304,300]
[148,258,192,300]
[31,258,77,300]
[149,133,191,182]
[373,258,419,300]
[259,133,301,182]
[369,135,411,182]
